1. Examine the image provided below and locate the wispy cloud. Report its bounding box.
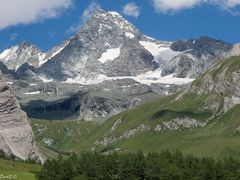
[10,33,18,42]
[122,2,141,18]
[68,2,100,34]
[0,0,73,30]
[82,2,101,22]
[152,0,240,14]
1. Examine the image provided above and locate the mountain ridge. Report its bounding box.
[0,8,235,121]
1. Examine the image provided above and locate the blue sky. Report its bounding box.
[1,0,240,52]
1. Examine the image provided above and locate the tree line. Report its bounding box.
[37,150,240,180]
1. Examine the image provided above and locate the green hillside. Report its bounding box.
[0,158,41,180]
[30,56,240,160]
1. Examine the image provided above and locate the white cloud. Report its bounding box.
[224,0,240,7]
[123,3,141,17]
[152,0,202,13]
[152,0,240,13]
[68,2,100,33]
[0,0,73,30]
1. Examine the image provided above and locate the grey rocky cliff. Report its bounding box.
[154,117,206,132]
[162,36,233,78]
[178,55,240,114]
[0,75,44,162]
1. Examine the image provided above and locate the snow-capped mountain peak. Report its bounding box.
[77,8,138,40]
[0,9,232,88]
[0,42,46,70]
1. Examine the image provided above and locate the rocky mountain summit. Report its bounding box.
[0,71,43,162]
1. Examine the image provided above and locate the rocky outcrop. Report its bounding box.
[154,117,206,132]
[0,74,44,162]
[161,55,196,78]
[79,95,122,121]
[179,56,240,114]
[95,124,150,146]
[230,44,240,56]
[128,98,141,109]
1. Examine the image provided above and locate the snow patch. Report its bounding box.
[125,32,135,39]
[144,35,156,41]
[104,42,111,47]
[0,46,18,61]
[133,69,194,85]
[24,91,40,95]
[139,41,180,63]
[103,88,111,92]
[98,46,121,63]
[65,69,194,86]
[39,76,53,83]
[109,11,122,17]
[98,24,103,34]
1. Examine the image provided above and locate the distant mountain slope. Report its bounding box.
[162,36,232,78]
[0,41,45,70]
[34,55,240,159]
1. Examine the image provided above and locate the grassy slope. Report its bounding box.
[31,95,240,160]
[0,158,41,180]
[117,105,240,159]
[31,56,240,159]
[31,119,100,153]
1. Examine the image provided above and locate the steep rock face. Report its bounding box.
[0,75,43,162]
[161,55,197,78]
[182,56,240,113]
[162,36,233,78]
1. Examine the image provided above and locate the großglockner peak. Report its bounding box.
[38,8,232,84]
[38,8,175,83]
